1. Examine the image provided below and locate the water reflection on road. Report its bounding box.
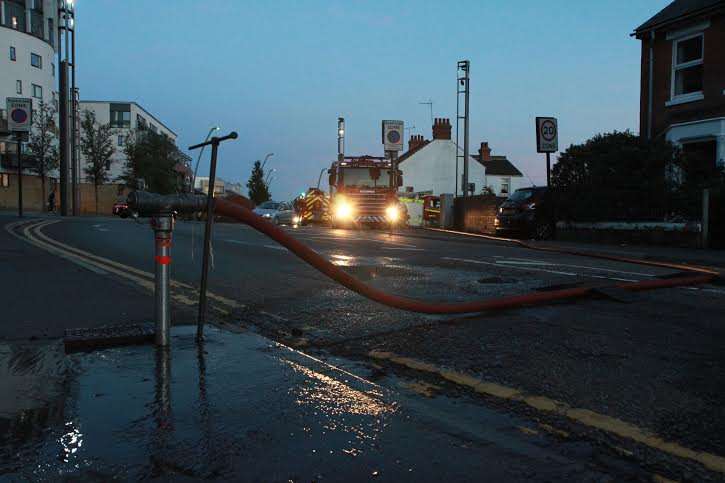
[0,326,609,481]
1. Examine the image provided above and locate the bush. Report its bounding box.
[552,131,679,221]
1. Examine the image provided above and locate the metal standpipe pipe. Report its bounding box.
[152,215,174,347]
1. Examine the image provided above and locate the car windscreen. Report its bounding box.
[341,167,391,188]
[508,190,535,202]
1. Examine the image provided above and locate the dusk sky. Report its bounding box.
[76,0,670,200]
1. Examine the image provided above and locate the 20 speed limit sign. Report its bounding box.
[536,117,558,153]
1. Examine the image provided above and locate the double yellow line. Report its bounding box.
[5,218,243,317]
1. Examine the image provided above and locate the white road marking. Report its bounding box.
[224,239,287,251]
[497,257,657,277]
[443,257,578,276]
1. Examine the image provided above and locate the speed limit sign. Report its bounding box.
[536,117,558,153]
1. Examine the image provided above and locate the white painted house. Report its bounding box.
[473,142,528,197]
[398,118,485,196]
[78,100,177,183]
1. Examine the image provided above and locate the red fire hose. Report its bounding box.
[214,199,719,315]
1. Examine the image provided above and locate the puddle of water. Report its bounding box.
[0,327,607,481]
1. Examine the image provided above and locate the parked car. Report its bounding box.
[112,198,131,218]
[495,187,552,239]
[271,202,300,225]
[253,201,281,220]
[253,201,300,225]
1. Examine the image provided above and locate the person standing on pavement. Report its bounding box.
[47,190,56,213]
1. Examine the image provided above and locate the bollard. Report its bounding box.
[151,214,174,347]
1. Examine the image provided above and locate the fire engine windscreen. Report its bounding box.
[340,167,391,188]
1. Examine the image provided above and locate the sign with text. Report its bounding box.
[7,98,32,133]
[382,120,404,152]
[535,116,558,153]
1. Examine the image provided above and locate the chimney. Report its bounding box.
[408,134,426,152]
[432,118,451,140]
[479,142,491,161]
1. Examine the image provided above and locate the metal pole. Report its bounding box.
[58,61,69,216]
[196,139,220,341]
[546,152,551,187]
[337,117,345,162]
[702,188,710,249]
[71,24,78,216]
[153,214,174,347]
[16,136,23,217]
[462,61,470,197]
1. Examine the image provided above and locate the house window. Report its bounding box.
[118,135,125,146]
[109,103,131,128]
[51,63,55,77]
[671,34,703,98]
[500,177,511,195]
[48,19,54,47]
[1,174,10,188]
[10,47,16,61]
[11,16,18,29]
[16,80,22,95]
[32,84,42,99]
[136,114,147,130]
[31,53,42,69]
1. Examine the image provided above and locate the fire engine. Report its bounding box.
[327,156,404,228]
[295,187,330,225]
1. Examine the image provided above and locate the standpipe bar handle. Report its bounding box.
[127,192,208,217]
[213,198,717,315]
[188,131,238,150]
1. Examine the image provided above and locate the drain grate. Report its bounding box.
[64,323,155,353]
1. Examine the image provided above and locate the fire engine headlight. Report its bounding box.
[293,215,301,225]
[386,205,400,222]
[334,201,353,220]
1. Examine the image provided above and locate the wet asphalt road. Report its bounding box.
[5,214,725,480]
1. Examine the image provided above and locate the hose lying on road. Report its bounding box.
[214,198,718,315]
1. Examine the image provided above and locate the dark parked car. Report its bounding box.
[112,198,131,218]
[495,187,552,239]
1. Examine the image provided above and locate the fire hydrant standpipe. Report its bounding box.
[213,198,719,315]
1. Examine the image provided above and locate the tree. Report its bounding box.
[80,110,115,214]
[552,131,679,221]
[27,101,59,210]
[119,130,184,194]
[246,160,271,205]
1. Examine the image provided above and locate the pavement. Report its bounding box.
[2,212,725,480]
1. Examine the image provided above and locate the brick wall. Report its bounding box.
[453,195,502,234]
[0,173,127,215]
[639,12,725,137]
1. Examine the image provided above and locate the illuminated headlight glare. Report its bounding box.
[386,205,400,222]
[293,215,301,224]
[334,201,353,219]
[262,213,271,218]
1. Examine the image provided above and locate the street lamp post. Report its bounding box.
[337,117,345,162]
[260,152,274,171]
[192,126,220,191]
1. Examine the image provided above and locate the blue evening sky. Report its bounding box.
[76,0,669,200]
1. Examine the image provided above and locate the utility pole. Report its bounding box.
[58,0,76,215]
[337,117,345,162]
[456,60,471,197]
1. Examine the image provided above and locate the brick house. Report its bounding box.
[634,0,725,167]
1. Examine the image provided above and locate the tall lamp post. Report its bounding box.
[192,125,220,191]
[58,0,76,216]
[260,152,274,170]
[337,117,345,162]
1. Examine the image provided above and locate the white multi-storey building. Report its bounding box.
[78,100,178,182]
[0,0,60,176]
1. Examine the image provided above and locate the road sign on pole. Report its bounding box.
[7,98,32,133]
[382,120,404,152]
[536,117,558,154]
